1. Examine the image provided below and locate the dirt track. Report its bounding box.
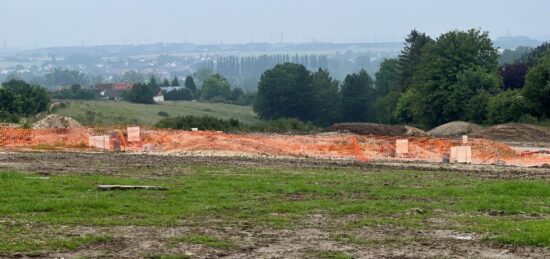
[0,151,549,179]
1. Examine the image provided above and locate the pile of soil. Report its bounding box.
[428,121,483,137]
[472,123,550,142]
[328,123,426,136]
[32,114,82,129]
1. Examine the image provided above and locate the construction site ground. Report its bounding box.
[0,151,549,258]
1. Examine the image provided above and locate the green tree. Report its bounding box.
[125,83,154,104]
[254,63,316,121]
[311,68,340,126]
[200,74,231,100]
[184,76,197,94]
[171,76,180,86]
[523,49,550,117]
[374,59,401,123]
[340,69,376,122]
[486,90,530,124]
[398,30,434,90]
[0,79,50,120]
[448,68,501,123]
[409,29,499,127]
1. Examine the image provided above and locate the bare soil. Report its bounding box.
[473,123,550,146]
[0,151,549,179]
[428,121,484,137]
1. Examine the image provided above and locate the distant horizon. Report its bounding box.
[2,34,548,52]
[2,0,550,49]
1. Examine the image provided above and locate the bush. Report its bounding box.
[249,118,318,133]
[155,115,240,131]
[486,90,531,124]
[0,79,50,122]
[157,111,169,117]
[155,115,318,133]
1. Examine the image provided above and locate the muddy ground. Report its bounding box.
[1,151,549,258]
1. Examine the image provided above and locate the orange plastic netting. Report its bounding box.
[0,127,548,167]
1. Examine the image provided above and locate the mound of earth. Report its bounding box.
[32,114,82,129]
[328,123,426,136]
[428,121,483,137]
[472,123,550,142]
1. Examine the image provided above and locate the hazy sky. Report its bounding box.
[1,0,549,48]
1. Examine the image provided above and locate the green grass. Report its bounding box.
[0,167,549,255]
[53,100,260,126]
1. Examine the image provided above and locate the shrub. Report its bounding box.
[157,111,169,117]
[486,90,531,124]
[155,115,318,133]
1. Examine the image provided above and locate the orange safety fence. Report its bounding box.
[0,127,549,167]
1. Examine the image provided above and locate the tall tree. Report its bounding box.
[340,69,376,122]
[254,63,316,121]
[523,49,550,117]
[500,63,528,90]
[398,30,434,91]
[200,74,231,100]
[171,76,180,86]
[125,83,154,104]
[184,76,197,93]
[311,68,340,126]
[374,59,401,123]
[408,29,499,127]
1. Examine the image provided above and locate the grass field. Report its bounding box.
[1,162,549,257]
[52,100,260,126]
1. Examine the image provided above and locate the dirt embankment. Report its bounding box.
[32,114,82,129]
[472,123,550,143]
[328,123,426,137]
[428,121,483,137]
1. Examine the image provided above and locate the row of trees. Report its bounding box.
[255,29,550,128]
[201,54,330,81]
[125,73,255,106]
[254,63,373,126]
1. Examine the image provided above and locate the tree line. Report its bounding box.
[254,29,550,128]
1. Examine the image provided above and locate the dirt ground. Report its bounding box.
[1,151,550,179]
[1,151,549,258]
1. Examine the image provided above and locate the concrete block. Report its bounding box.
[396,139,409,155]
[127,127,140,142]
[88,135,110,150]
[450,146,471,163]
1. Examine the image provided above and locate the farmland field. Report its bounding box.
[52,100,260,126]
[0,152,548,258]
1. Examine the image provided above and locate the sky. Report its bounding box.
[1,0,550,48]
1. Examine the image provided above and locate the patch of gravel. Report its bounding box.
[428,121,484,137]
[32,114,82,129]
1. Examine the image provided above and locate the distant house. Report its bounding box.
[95,83,134,91]
[153,89,165,103]
[102,89,125,101]
[113,83,134,90]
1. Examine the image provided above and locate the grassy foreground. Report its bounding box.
[0,166,549,257]
[52,100,260,126]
